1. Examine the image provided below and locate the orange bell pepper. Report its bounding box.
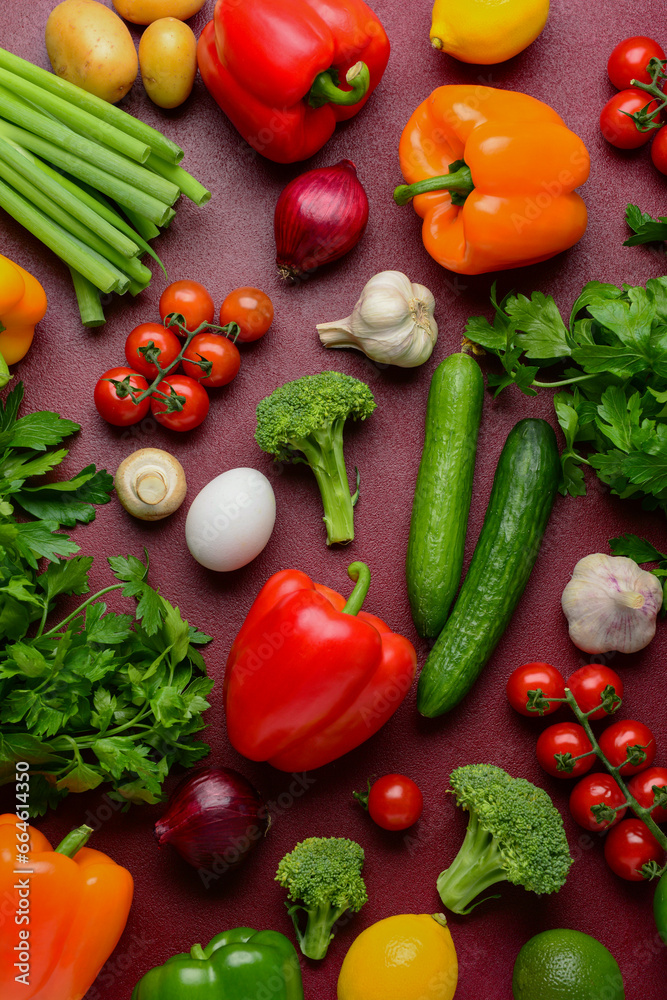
[394,86,590,275]
[0,813,133,1000]
[0,254,47,369]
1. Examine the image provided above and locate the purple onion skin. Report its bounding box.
[154,767,269,873]
[274,159,369,281]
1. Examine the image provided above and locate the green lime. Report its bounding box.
[512,929,624,1000]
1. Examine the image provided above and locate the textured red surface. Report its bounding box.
[2,1,667,997]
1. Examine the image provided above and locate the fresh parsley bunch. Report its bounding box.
[465,276,667,512]
[0,384,213,815]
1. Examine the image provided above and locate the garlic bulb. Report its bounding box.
[316,270,438,367]
[561,553,663,654]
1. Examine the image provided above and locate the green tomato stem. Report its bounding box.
[564,689,667,861]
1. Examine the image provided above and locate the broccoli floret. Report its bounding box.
[255,371,376,545]
[275,836,368,960]
[437,764,573,915]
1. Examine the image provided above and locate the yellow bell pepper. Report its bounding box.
[0,254,47,380]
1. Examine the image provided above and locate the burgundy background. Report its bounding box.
[2,0,667,996]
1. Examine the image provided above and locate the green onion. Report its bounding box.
[0,44,183,164]
[147,153,211,206]
[69,267,106,327]
[0,156,151,286]
[0,120,172,226]
[0,134,140,257]
[0,176,125,294]
[121,206,161,242]
[0,67,150,163]
[0,86,180,206]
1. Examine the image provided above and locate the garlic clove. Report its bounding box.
[561,553,663,654]
[317,270,438,368]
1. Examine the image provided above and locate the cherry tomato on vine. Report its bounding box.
[125,323,181,379]
[159,280,215,333]
[567,664,624,721]
[220,287,274,343]
[94,366,149,427]
[182,333,241,387]
[506,662,565,717]
[150,374,210,432]
[598,719,656,776]
[599,88,661,148]
[607,36,665,90]
[569,773,627,831]
[651,125,667,174]
[628,767,667,823]
[356,775,423,831]
[604,818,663,881]
[536,722,594,779]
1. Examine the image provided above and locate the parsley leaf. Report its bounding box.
[465,275,667,511]
[610,534,667,562]
[0,385,212,813]
[624,204,667,246]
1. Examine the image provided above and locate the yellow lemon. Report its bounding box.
[430,0,550,64]
[337,913,458,1000]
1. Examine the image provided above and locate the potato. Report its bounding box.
[139,17,197,109]
[45,0,138,104]
[113,0,206,25]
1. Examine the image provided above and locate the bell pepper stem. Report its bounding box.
[394,165,474,206]
[55,824,93,857]
[308,61,370,109]
[190,943,207,961]
[343,562,371,616]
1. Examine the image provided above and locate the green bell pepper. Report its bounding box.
[131,927,304,1000]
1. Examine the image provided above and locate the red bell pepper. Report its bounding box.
[197,0,390,164]
[224,563,416,771]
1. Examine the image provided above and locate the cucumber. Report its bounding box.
[417,418,560,718]
[406,352,484,638]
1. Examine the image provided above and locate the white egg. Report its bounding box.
[185,468,276,572]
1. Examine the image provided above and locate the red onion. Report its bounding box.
[274,159,369,281]
[154,767,269,875]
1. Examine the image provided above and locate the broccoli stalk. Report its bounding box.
[275,837,368,960]
[437,764,573,915]
[255,372,376,546]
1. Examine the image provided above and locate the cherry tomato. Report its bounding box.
[125,323,181,379]
[94,366,149,427]
[566,664,624,721]
[607,36,665,90]
[150,374,210,432]
[628,767,667,823]
[182,333,241,387]
[569,773,627,831]
[536,722,595,779]
[598,719,657,776]
[651,125,667,174]
[599,88,661,148]
[363,775,424,831]
[604,818,663,881]
[159,280,215,333]
[506,662,565,717]
[220,287,274,343]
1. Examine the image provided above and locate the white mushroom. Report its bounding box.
[115,448,187,521]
